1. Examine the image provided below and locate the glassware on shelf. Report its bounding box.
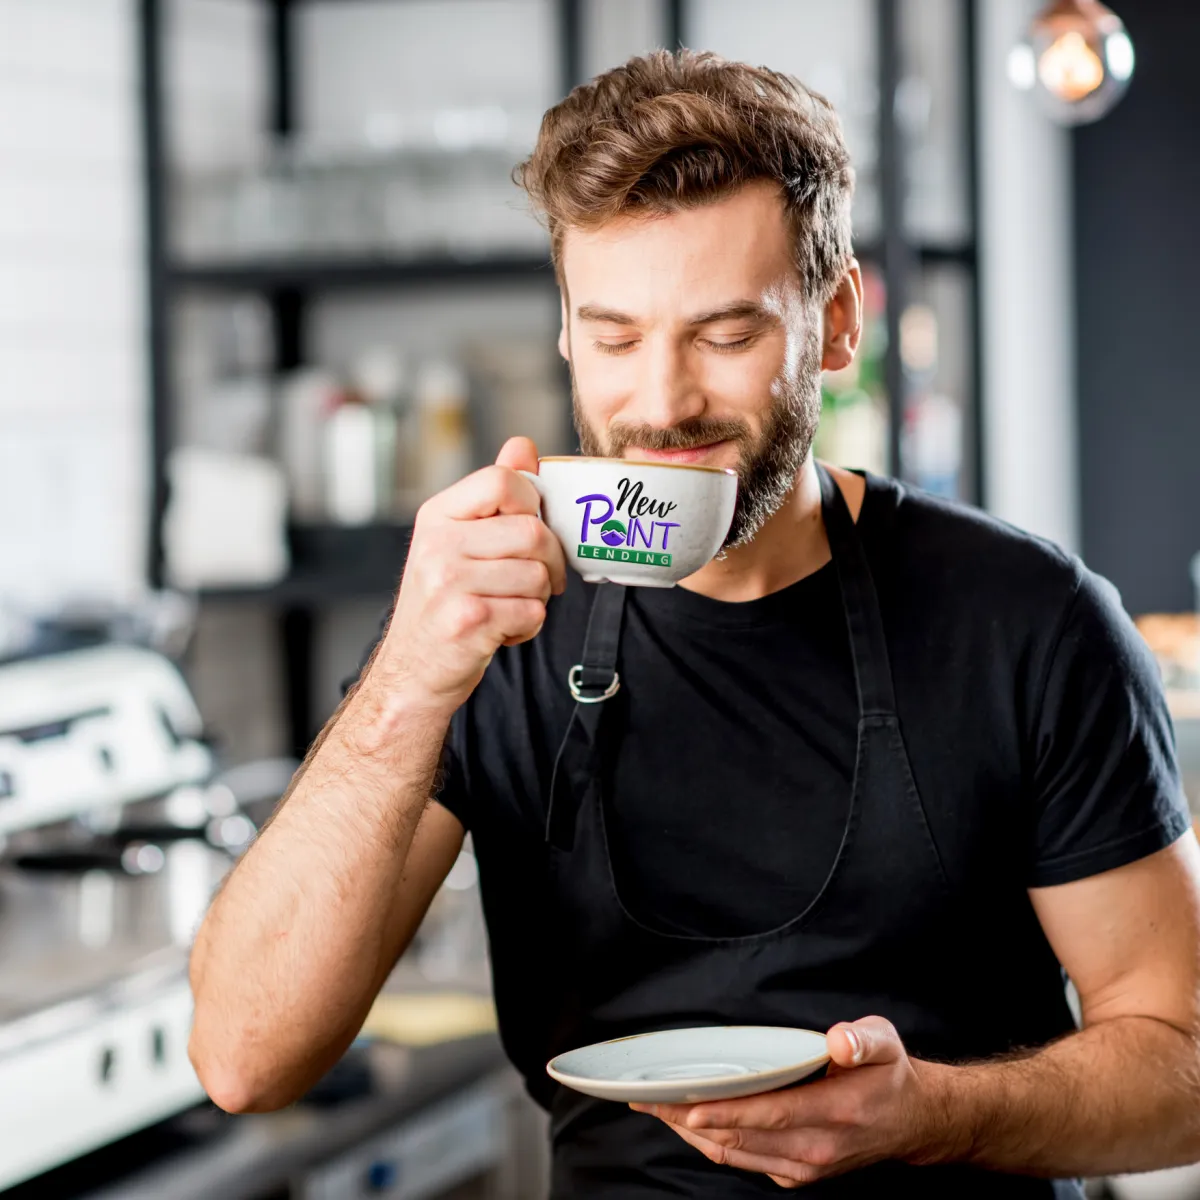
[172,113,550,264]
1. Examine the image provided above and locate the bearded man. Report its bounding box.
[188,51,1200,1198]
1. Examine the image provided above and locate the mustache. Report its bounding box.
[604,417,751,454]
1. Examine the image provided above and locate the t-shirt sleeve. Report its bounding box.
[435,708,474,830]
[1027,569,1191,888]
[340,606,474,831]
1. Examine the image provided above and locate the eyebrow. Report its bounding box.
[575,300,775,327]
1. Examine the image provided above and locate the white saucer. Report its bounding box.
[546,1025,829,1104]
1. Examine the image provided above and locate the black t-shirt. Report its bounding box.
[604,561,856,937]
[416,473,1187,893]
[349,470,1189,1084]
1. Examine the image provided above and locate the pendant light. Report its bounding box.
[1007,0,1135,125]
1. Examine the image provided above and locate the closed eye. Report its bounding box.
[701,335,757,353]
[591,333,760,355]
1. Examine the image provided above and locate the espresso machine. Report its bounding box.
[0,640,252,1191]
[0,628,541,1199]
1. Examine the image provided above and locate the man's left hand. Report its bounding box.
[630,1016,949,1188]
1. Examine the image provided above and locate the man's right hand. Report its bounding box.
[371,436,567,713]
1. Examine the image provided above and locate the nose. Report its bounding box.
[632,333,706,430]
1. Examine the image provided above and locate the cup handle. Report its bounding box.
[517,469,545,515]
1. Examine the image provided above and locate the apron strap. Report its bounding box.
[546,581,628,848]
[572,580,627,702]
[817,463,897,719]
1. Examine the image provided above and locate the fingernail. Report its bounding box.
[845,1027,862,1064]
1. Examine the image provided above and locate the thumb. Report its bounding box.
[495,436,540,474]
[826,1016,904,1070]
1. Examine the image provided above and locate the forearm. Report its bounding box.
[189,674,452,1110]
[918,1016,1200,1176]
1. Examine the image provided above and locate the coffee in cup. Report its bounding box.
[521,457,737,587]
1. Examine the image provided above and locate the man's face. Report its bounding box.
[558,181,824,548]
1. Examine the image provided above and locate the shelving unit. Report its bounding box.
[139,0,586,757]
[168,254,559,293]
[137,0,983,759]
[169,242,974,297]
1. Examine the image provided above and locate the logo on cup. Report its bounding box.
[600,520,627,547]
[576,478,680,568]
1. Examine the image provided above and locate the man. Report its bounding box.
[189,51,1200,1196]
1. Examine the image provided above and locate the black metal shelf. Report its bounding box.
[857,240,976,269]
[168,242,971,295]
[913,241,976,268]
[168,252,555,292]
[199,521,412,604]
[199,570,397,605]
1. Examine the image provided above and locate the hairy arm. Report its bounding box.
[188,439,564,1113]
[921,832,1200,1176]
[188,673,465,1113]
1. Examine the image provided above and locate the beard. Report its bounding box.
[572,326,823,549]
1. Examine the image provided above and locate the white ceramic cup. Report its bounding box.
[521,456,738,588]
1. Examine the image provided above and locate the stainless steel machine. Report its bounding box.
[0,642,229,1190]
[0,640,543,1199]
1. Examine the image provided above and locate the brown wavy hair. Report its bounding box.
[515,49,855,303]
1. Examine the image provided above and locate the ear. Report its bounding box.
[821,260,863,373]
[558,295,570,362]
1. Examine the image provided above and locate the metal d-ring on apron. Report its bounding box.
[544,576,628,849]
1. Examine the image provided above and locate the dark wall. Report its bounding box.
[1074,0,1200,614]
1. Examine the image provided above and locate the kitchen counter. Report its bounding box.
[64,1034,530,1200]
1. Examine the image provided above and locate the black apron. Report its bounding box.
[541,464,1084,1198]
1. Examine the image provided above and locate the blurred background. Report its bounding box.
[0,1,1198,1197]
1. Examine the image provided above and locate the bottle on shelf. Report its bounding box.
[323,389,379,526]
[278,367,340,522]
[414,360,472,499]
[349,347,411,520]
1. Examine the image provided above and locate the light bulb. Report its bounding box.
[1007,0,1134,125]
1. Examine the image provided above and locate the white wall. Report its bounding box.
[977,0,1079,552]
[0,0,146,609]
[583,0,667,80]
[165,0,266,172]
